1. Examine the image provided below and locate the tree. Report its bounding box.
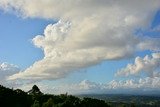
[131,103,136,107]
[31,100,40,107]
[32,85,40,92]
[28,85,42,95]
[42,98,54,107]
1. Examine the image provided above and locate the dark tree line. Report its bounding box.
[0,85,110,107]
[0,85,32,107]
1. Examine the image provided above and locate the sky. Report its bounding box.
[0,0,160,95]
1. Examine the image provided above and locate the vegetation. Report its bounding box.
[78,94,160,107]
[0,85,32,107]
[0,85,160,107]
[0,85,110,107]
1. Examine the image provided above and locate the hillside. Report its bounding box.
[1,85,160,107]
[0,85,110,107]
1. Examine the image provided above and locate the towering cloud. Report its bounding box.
[0,0,160,80]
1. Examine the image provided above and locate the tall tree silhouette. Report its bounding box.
[28,85,42,95]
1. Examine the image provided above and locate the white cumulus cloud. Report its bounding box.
[0,62,20,79]
[115,53,160,77]
[0,0,160,80]
[0,62,21,87]
[18,78,160,95]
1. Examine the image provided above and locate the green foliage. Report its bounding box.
[81,97,110,107]
[0,85,32,107]
[31,100,40,107]
[1,84,160,107]
[42,98,54,107]
[130,103,136,107]
[119,104,126,107]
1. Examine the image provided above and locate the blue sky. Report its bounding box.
[0,11,53,68]
[0,11,135,83]
[0,0,160,94]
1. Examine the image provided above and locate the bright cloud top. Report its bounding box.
[0,0,160,80]
[116,53,160,77]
